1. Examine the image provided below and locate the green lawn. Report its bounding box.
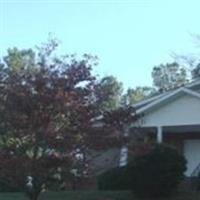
[0,191,132,200]
[0,190,200,200]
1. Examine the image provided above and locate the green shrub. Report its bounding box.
[0,178,23,192]
[98,166,131,190]
[192,172,200,191]
[128,144,186,198]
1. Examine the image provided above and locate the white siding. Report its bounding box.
[142,94,200,127]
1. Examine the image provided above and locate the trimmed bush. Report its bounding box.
[98,166,131,190]
[192,172,200,191]
[128,144,187,198]
[0,178,23,192]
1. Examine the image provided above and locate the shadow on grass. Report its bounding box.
[0,190,200,200]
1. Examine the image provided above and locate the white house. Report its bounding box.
[132,79,200,177]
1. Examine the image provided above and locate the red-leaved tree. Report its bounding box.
[0,40,138,200]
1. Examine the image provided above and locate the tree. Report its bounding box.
[152,62,188,92]
[192,63,200,79]
[122,86,156,105]
[3,47,36,72]
[94,76,123,112]
[0,42,137,200]
[176,34,200,80]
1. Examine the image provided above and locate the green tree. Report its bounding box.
[3,48,36,72]
[122,86,155,105]
[192,63,200,79]
[152,62,188,92]
[95,76,123,111]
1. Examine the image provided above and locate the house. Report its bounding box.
[90,79,200,177]
[132,79,200,177]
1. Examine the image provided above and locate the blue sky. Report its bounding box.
[1,0,200,89]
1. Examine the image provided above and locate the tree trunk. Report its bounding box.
[31,196,38,200]
[29,192,40,200]
[72,177,77,191]
[26,187,41,200]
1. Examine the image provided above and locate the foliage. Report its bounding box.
[128,144,186,198]
[95,75,123,111]
[192,172,200,191]
[0,41,137,200]
[0,178,22,192]
[97,166,131,190]
[122,86,156,105]
[192,63,200,80]
[152,62,188,91]
[3,47,36,73]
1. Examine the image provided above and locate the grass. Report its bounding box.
[0,190,200,200]
[0,191,132,200]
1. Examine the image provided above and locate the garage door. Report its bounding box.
[184,140,200,177]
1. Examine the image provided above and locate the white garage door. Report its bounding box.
[184,140,200,177]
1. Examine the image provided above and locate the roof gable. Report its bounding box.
[137,88,200,114]
[142,94,200,127]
